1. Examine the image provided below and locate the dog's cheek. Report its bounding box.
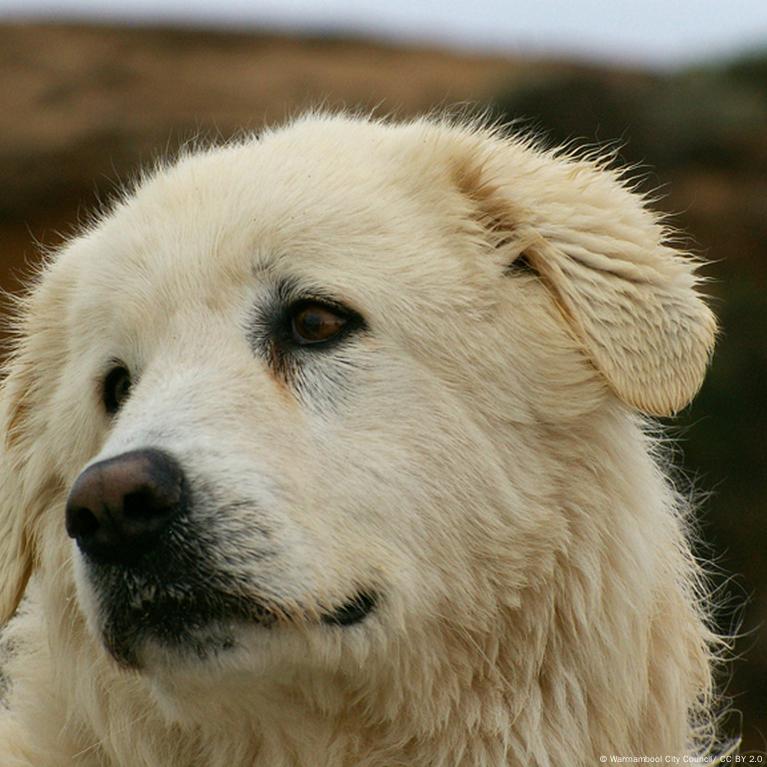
[293,355,511,612]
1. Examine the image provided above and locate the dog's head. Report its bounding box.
[0,115,714,696]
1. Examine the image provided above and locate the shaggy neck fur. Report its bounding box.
[2,405,715,767]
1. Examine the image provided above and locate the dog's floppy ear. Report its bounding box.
[0,356,40,624]
[0,276,68,625]
[448,127,716,416]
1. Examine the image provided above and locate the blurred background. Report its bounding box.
[0,0,765,751]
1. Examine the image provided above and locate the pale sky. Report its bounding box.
[2,0,767,68]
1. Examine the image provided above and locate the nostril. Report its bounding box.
[123,488,173,521]
[67,506,100,539]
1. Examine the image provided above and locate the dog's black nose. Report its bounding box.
[65,448,185,566]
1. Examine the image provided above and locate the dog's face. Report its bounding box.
[57,120,547,677]
[0,116,715,703]
[58,128,489,673]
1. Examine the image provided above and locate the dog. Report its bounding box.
[0,113,722,766]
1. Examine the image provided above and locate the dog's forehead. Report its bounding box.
[71,119,485,319]
[111,122,412,256]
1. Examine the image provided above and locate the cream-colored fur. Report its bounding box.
[0,113,722,766]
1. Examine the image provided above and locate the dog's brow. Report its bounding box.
[252,259,276,279]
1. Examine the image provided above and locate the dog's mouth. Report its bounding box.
[88,568,379,668]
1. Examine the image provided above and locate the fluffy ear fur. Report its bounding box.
[0,272,69,625]
[0,357,40,624]
[445,125,716,416]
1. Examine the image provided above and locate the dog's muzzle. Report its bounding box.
[66,448,378,667]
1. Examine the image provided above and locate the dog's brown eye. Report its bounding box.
[103,366,132,414]
[291,303,348,345]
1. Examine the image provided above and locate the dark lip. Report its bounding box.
[321,590,379,627]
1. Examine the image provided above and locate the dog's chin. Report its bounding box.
[102,613,247,670]
[125,620,248,672]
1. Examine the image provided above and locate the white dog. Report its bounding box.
[0,113,722,766]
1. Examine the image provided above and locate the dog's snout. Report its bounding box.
[65,448,185,566]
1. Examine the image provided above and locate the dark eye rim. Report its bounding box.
[283,297,365,350]
[102,363,132,415]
